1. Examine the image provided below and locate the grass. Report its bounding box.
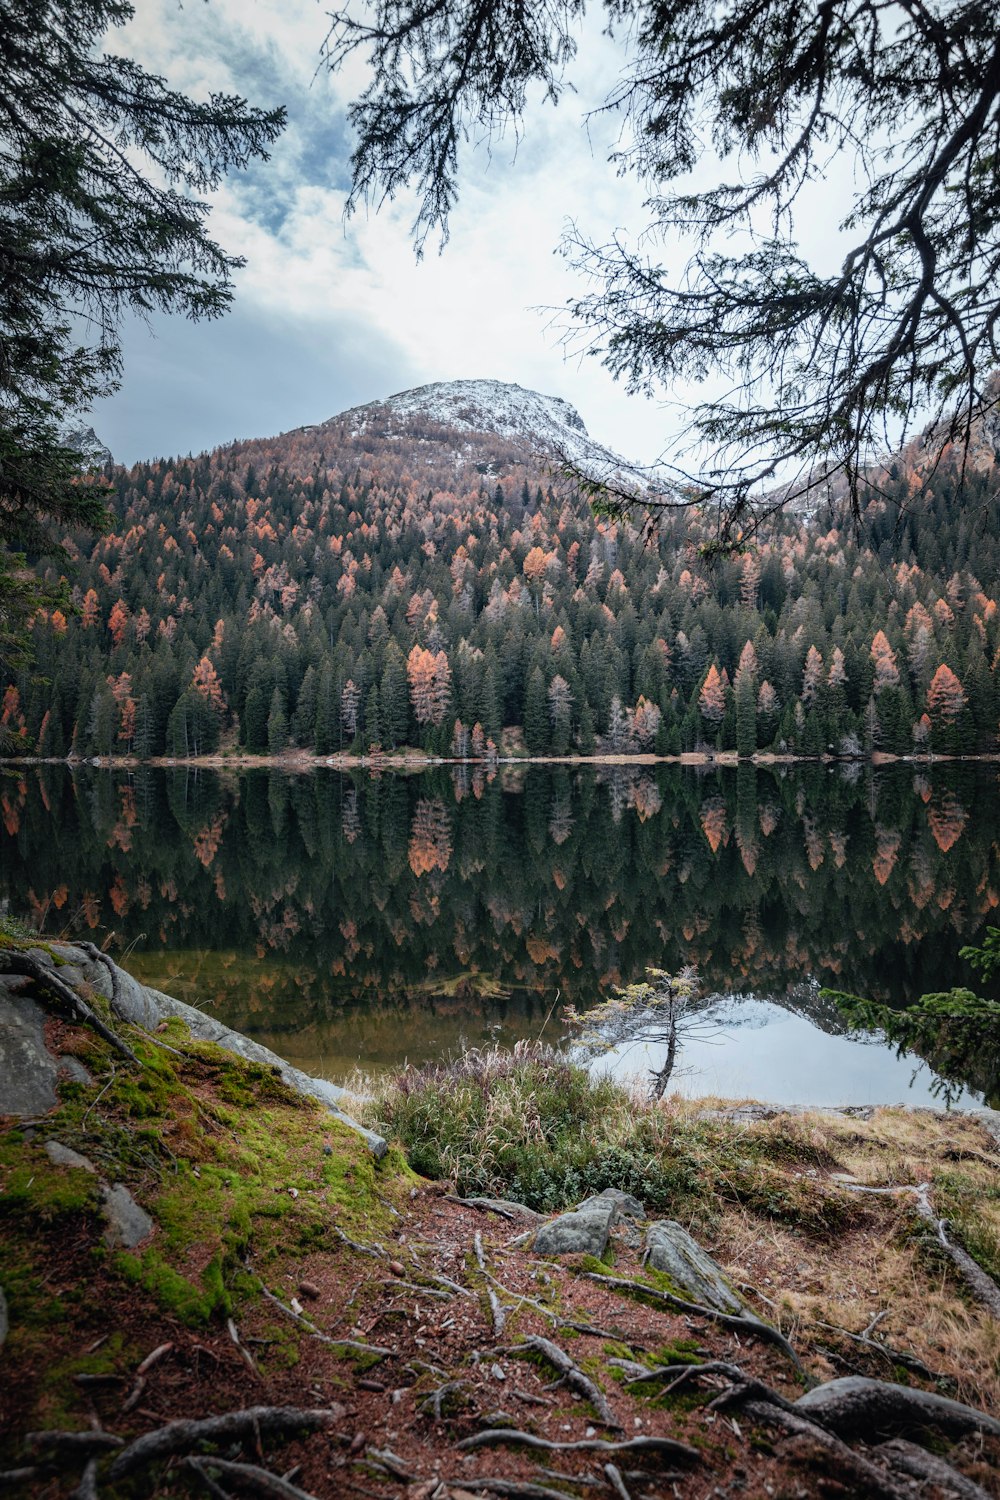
[360,1042,1000,1411]
[359,1042,863,1231]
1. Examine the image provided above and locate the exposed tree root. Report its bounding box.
[186,1454,321,1498]
[442,1480,591,1499]
[330,1226,386,1259]
[24,1431,124,1458]
[69,1458,99,1500]
[0,952,139,1064]
[793,1375,1000,1441]
[811,1316,939,1380]
[844,1182,1000,1319]
[741,1399,910,1500]
[602,1462,632,1500]
[514,1335,621,1430]
[455,1429,700,1463]
[581,1269,806,1374]
[473,1234,632,1343]
[876,1438,994,1499]
[109,1406,336,1479]
[76,942,123,1013]
[249,1269,389,1361]
[418,1380,470,1420]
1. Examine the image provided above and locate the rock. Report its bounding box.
[57,1056,93,1085]
[643,1220,745,1314]
[533,1203,614,1258]
[0,986,61,1115]
[101,1183,154,1249]
[69,944,389,1158]
[44,1140,96,1173]
[576,1189,646,1222]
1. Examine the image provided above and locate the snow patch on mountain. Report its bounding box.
[324,378,662,495]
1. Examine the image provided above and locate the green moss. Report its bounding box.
[0,1137,99,1224]
[116,1248,231,1325]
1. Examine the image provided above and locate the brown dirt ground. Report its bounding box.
[3,1018,1000,1499]
[3,1176,1000,1500]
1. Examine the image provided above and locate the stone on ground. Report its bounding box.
[101,1182,154,1249]
[45,1140,97,1173]
[534,1203,615,1258]
[643,1220,745,1313]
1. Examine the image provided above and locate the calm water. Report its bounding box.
[2,761,997,1106]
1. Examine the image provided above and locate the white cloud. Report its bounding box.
[102,0,862,470]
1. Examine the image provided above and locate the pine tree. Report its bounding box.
[267,686,288,754]
[524,667,549,754]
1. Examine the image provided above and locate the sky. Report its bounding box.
[91,0,679,468]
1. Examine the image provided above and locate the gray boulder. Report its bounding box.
[576,1189,646,1223]
[534,1203,615,1258]
[65,944,388,1158]
[0,984,62,1115]
[643,1220,744,1314]
[101,1183,154,1249]
[45,1140,96,1173]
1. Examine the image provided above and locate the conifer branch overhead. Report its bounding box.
[324,0,1000,538]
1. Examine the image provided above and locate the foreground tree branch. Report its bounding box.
[323,0,1000,540]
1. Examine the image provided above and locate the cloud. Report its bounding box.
[93,2,698,467]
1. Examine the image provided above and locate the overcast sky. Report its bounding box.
[89,0,690,468]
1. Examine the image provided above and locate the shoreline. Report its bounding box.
[3,940,1000,1495]
[3,749,998,772]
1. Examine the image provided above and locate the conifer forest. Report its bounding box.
[5,407,1000,764]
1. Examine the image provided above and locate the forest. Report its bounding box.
[4,406,1000,762]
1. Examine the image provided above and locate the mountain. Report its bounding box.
[62,424,114,469]
[4,376,1000,762]
[311,378,635,484]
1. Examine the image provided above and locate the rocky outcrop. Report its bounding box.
[642,1220,746,1314]
[0,942,386,1157]
[532,1188,649,1258]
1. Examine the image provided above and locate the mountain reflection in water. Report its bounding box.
[1,761,997,1104]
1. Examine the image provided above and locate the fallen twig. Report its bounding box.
[228,1317,260,1375]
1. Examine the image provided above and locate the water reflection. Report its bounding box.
[1,760,997,1100]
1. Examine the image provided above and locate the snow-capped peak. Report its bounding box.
[324,378,645,483]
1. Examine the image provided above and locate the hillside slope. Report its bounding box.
[5,378,1000,761]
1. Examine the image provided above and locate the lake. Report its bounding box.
[2,760,997,1107]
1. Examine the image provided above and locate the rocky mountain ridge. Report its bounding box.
[302,377,655,493]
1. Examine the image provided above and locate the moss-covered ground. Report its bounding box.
[2,989,1000,1499]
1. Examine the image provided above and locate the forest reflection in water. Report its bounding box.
[1,759,997,1104]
